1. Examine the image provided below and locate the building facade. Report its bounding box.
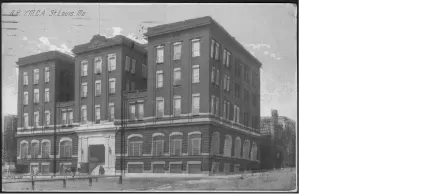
[15,51,76,174]
[260,110,296,169]
[14,16,262,175]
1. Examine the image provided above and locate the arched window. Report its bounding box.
[188,131,201,156]
[235,137,242,158]
[128,135,143,156]
[210,132,220,155]
[153,133,165,156]
[243,140,251,159]
[42,140,51,158]
[60,139,72,158]
[170,132,183,156]
[250,141,258,160]
[31,140,39,158]
[20,141,28,159]
[223,135,232,157]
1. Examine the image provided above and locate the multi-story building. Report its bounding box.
[2,115,18,167]
[114,16,262,174]
[13,16,262,175]
[15,51,75,174]
[260,110,296,169]
[71,34,146,175]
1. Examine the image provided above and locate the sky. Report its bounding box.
[1,3,297,121]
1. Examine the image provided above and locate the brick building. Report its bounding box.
[15,51,75,174]
[260,110,296,169]
[115,16,262,175]
[14,16,262,175]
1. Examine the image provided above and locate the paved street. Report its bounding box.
[2,168,297,191]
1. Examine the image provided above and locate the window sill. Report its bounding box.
[156,62,164,64]
[81,96,87,99]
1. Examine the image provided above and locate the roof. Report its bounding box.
[146,16,262,68]
[72,35,146,55]
[16,51,74,66]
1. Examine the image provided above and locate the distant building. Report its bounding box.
[2,115,18,167]
[260,110,296,169]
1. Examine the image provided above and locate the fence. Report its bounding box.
[2,175,122,191]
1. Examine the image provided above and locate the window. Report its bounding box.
[224,75,228,90]
[211,39,215,58]
[131,59,136,74]
[95,105,100,123]
[226,50,231,67]
[45,88,49,102]
[42,142,50,158]
[128,136,142,156]
[243,140,250,159]
[216,69,220,86]
[62,111,67,125]
[31,142,39,158]
[233,105,237,122]
[23,92,28,105]
[33,69,39,84]
[192,39,200,57]
[192,94,200,115]
[216,97,220,117]
[215,42,220,60]
[156,97,164,117]
[108,53,116,71]
[237,107,240,123]
[109,78,116,94]
[34,112,39,127]
[235,137,241,158]
[250,142,258,160]
[211,66,216,84]
[125,56,131,72]
[173,96,181,117]
[130,103,136,120]
[223,135,232,157]
[81,105,87,124]
[192,65,200,83]
[173,42,181,60]
[94,57,102,74]
[227,76,231,91]
[142,64,147,79]
[190,137,201,155]
[173,68,181,86]
[23,72,28,86]
[138,102,144,120]
[153,139,164,156]
[33,89,39,103]
[45,67,50,83]
[45,111,50,126]
[211,96,216,115]
[81,60,88,76]
[170,139,182,156]
[20,142,28,159]
[81,82,87,97]
[60,140,72,158]
[131,81,135,91]
[68,111,73,125]
[126,81,130,92]
[227,102,230,120]
[24,113,29,128]
[223,49,227,64]
[156,71,163,88]
[223,101,227,118]
[211,132,220,155]
[95,80,101,96]
[109,103,114,121]
[156,46,164,63]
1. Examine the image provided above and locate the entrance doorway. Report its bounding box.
[88,145,105,173]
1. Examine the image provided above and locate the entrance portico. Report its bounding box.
[77,130,116,174]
